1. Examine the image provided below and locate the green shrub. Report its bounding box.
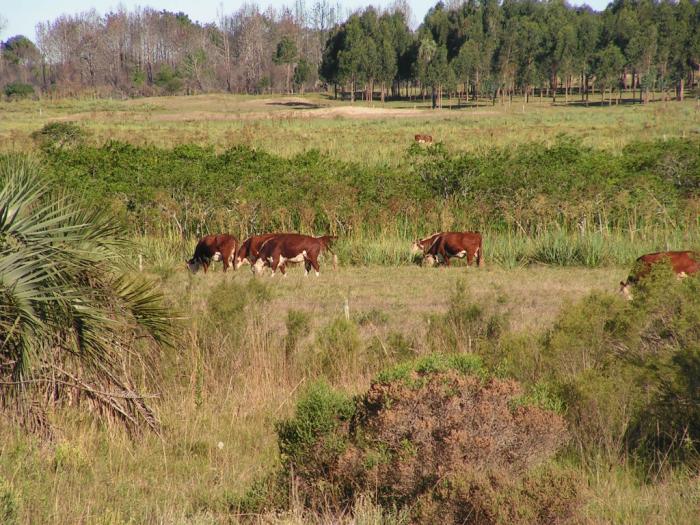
[3,82,33,99]
[275,380,354,471]
[541,268,700,467]
[31,121,86,149]
[426,281,509,354]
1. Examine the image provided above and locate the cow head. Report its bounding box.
[186,258,202,273]
[618,280,633,301]
[234,256,250,270]
[252,257,266,275]
[410,241,424,254]
[422,254,438,267]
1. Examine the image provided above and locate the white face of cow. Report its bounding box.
[252,258,266,275]
[423,254,437,267]
[619,281,633,301]
[186,259,202,273]
[410,241,423,254]
[234,256,250,270]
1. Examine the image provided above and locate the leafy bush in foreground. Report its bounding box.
[242,356,576,523]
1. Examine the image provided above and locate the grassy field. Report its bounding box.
[2,93,700,524]
[3,264,699,524]
[1,93,699,163]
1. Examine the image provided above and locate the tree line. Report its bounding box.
[1,0,699,104]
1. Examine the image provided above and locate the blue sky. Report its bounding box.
[2,0,610,41]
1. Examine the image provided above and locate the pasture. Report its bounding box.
[1,93,700,524]
[2,93,700,163]
[2,264,699,524]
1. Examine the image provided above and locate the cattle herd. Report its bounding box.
[186,231,699,299]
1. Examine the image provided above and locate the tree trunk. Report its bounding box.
[677,77,684,101]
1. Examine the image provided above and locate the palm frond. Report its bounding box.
[1,154,173,437]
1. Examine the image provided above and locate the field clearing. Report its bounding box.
[2,93,700,162]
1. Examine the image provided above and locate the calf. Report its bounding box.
[619,250,699,300]
[186,234,238,273]
[412,231,483,267]
[414,134,433,144]
[254,234,336,276]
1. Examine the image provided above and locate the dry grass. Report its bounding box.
[2,93,699,163]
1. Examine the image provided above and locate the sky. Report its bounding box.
[1,0,611,42]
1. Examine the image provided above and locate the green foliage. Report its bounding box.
[154,65,182,94]
[275,380,354,468]
[30,121,86,149]
[3,82,33,99]
[374,353,485,385]
[38,137,700,262]
[541,269,700,468]
[313,318,363,378]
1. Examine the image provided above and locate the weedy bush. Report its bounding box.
[310,318,364,379]
[426,281,509,354]
[540,266,700,469]
[241,355,575,523]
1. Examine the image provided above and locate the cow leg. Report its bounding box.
[309,257,320,277]
[304,260,312,277]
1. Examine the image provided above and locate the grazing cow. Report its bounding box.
[186,234,238,273]
[234,233,281,270]
[412,231,483,267]
[414,134,433,144]
[254,234,337,276]
[619,250,699,300]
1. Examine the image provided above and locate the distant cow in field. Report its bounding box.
[412,231,483,267]
[414,134,433,144]
[187,234,238,273]
[234,233,281,270]
[619,250,699,300]
[254,234,337,276]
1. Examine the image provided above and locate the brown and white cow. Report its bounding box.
[414,134,433,144]
[186,234,238,273]
[619,250,699,300]
[254,234,337,276]
[411,231,483,267]
[234,233,281,270]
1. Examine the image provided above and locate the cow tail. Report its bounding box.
[477,240,483,268]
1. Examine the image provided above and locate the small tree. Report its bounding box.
[293,59,311,94]
[274,36,298,94]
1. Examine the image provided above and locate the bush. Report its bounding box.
[541,267,700,468]
[426,281,509,354]
[3,82,34,99]
[31,121,86,149]
[284,309,311,363]
[248,356,574,523]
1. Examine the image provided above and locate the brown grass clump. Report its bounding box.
[268,358,578,524]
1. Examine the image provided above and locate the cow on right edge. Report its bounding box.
[412,231,483,268]
[619,250,699,300]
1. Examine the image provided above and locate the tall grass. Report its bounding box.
[134,227,700,273]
